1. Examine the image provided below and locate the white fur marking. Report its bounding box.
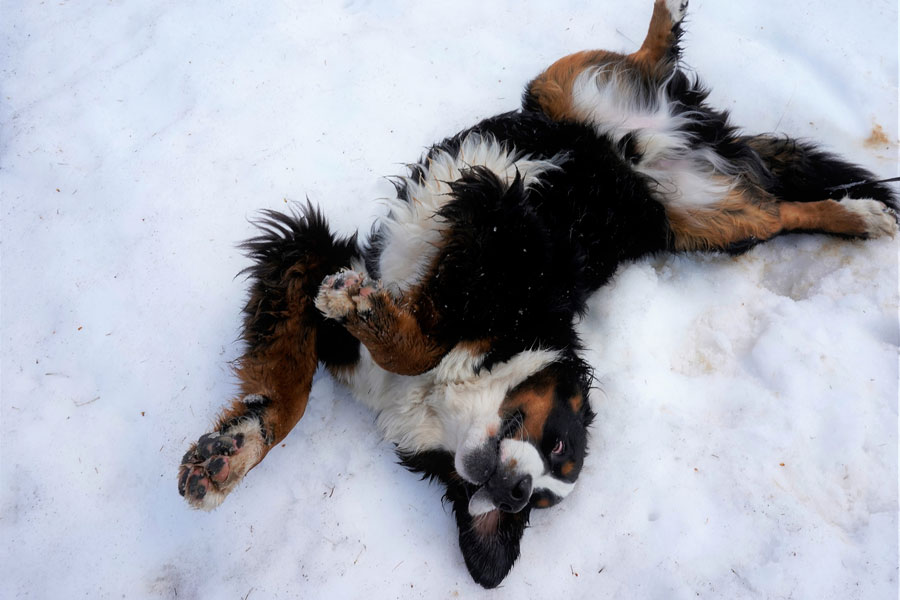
[376,134,564,290]
[336,346,560,459]
[570,67,733,209]
[838,198,897,238]
[499,438,576,499]
[665,0,688,23]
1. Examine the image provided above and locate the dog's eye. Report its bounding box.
[551,439,565,455]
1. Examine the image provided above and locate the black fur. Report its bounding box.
[222,9,898,590]
[397,449,531,588]
[741,135,898,205]
[239,203,361,367]
[370,110,671,368]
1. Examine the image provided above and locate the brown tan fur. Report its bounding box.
[666,185,876,251]
[179,251,327,509]
[631,0,680,68]
[778,200,873,236]
[338,289,451,376]
[526,1,678,121]
[219,267,322,445]
[499,368,590,445]
[503,386,555,443]
[666,185,782,251]
[569,393,584,413]
[527,50,623,122]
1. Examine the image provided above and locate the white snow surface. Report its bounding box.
[1,1,898,598]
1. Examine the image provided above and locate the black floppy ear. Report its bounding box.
[395,449,530,588]
[452,497,531,588]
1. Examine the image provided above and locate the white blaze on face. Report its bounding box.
[500,438,575,499]
[447,350,561,483]
[467,438,577,516]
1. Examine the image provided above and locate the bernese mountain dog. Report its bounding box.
[178,0,897,588]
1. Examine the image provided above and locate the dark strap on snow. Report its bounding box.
[824,176,900,193]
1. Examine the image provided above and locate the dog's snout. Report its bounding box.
[461,437,500,484]
[487,472,532,513]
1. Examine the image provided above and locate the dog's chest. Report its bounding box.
[335,344,559,453]
[371,134,563,291]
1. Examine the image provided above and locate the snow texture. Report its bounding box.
[1,1,898,598]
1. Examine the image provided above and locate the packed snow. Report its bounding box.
[1,1,897,598]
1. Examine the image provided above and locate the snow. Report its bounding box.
[1,0,897,598]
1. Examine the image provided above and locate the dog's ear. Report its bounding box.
[398,449,530,587]
[453,499,531,588]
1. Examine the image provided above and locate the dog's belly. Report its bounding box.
[570,67,732,209]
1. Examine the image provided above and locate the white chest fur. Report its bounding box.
[335,345,559,454]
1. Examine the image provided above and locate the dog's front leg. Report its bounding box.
[178,206,359,510]
[315,269,450,376]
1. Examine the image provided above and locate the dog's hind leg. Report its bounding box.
[178,205,360,510]
[630,0,688,69]
[666,184,896,252]
[523,0,687,121]
[667,135,897,251]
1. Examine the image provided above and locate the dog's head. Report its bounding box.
[459,360,594,515]
[407,350,594,587]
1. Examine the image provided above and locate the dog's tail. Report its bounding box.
[742,135,898,209]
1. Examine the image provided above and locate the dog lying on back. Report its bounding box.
[178,0,896,587]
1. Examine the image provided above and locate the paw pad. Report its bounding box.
[178,423,264,510]
[315,269,383,320]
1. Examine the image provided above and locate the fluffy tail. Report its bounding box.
[743,135,898,209]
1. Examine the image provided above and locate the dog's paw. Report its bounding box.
[178,420,266,510]
[665,0,688,23]
[840,198,898,238]
[315,269,383,320]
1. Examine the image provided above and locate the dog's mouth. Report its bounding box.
[468,486,501,516]
[467,461,535,515]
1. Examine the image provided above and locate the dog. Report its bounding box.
[178,0,896,588]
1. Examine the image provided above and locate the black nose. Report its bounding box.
[486,472,532,513]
